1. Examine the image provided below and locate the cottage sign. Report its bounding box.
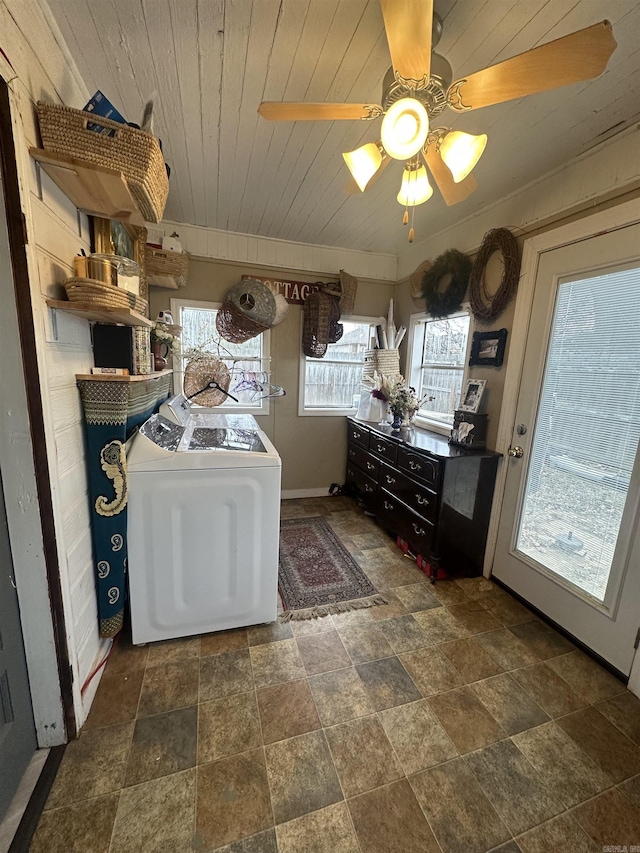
[241,275,337,305]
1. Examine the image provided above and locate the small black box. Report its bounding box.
[450,410,488,449]
[92,324,152,375]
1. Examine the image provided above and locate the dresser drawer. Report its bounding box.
[369,434,398,465]
[348,423,369,449]
[346,464,377,501]
[348,444,379,480]
[378,489,434,556]
[397,446,439,489]
[379,462,436,522]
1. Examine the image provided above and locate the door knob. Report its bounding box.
[508,445,524,458]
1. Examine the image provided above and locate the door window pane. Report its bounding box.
[515,265,640,602]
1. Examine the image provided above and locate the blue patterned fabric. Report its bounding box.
[78,375,171,637]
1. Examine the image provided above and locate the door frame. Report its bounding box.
[0,72,74,743]
[484,198,640,687]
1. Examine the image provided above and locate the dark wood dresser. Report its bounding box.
[345,417,501,579]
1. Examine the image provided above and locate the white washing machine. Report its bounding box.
[127,394,281,644]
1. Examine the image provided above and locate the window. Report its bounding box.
[170,298,270,414]
[300,317,377,415]
[407,310,471,432]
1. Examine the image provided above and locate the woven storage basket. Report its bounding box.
[303,290,339,358]
[338,270,358,315]
[362,348,400,379]
[64,277,148,314]
[145,247,189,287]
[215,300,269,344]
[36,102,169,223]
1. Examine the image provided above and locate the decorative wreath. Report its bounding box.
[421,249,472,319]
[469,227,521,323]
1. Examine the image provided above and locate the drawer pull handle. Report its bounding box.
[364,484,373,493]
[412,523,426,536]
[366,462,375,470]
[416,494,429,506]
[409,460,422,471]
[349,450,355,457]
[377,444,387,453]
[353,431,361,439]
[384,500,394,510]
[385,475,396,485]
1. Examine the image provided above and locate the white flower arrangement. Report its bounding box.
[151,322,181,355]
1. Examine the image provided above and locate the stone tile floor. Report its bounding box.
[29,497,640,852]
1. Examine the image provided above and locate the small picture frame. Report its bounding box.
[459,379,486,413]
[469,328,508,367]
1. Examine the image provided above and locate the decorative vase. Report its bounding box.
[391,411,403,432]
[151,341,168,372]
[402,413,414,430]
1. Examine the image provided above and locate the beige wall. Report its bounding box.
[150,259,393,492]
[394,184,640,452]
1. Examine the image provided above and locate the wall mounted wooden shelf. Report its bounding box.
[75,369,172,383]
[30,148,145,227]
[46,299,152,327]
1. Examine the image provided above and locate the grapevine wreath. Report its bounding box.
[469,227,521,323]
[421,249,472,319]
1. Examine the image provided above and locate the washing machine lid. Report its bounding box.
[127,414,280,471]
[184,426,268,454]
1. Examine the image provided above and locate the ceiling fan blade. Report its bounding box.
[258,102,382,121]
[345,150,392,194]
[380,0,433,84]
[424,145,477,206]
[448,21,616,112]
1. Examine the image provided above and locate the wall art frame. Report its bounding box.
[469,328,508,367]
[459,378,486,413]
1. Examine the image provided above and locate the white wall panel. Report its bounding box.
[155,219,398,281]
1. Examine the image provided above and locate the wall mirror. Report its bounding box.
[92,218,148,309]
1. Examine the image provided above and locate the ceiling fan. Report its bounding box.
[258,0,616,242]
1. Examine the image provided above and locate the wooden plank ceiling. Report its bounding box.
[48,0,640,257]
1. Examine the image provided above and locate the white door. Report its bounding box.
[493,219,640,675]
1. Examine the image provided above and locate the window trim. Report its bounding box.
[406,307,473,435]
[299,314,378,417]
[170,297,271,416]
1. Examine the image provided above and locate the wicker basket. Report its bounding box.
[64,277,148,314]
[338,270,358,315]
[36,102,169,223]
[362,348,401,379]
[215,300,269,344]
[303,291,341,358]
[145,247,189,288]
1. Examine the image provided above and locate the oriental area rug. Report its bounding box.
[278,515,387,620]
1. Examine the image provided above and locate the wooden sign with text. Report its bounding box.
[241,275,337,305]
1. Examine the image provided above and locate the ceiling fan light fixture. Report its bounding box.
[397,163,433,207]
[439,130,487,183]
[381,97,429,160]
[342,142,384,192]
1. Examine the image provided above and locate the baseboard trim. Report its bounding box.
[281,488,331,500]
[9,745,65,853]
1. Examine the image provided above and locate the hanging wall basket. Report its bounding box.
[421,249,472,319]
[303,290,341,358]
[469,227,521,324]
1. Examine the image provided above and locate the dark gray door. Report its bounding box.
[0,467,36,819]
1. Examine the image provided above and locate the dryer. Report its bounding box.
[127,394,281,644]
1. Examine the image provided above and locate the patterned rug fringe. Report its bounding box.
[279,594,388,622]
